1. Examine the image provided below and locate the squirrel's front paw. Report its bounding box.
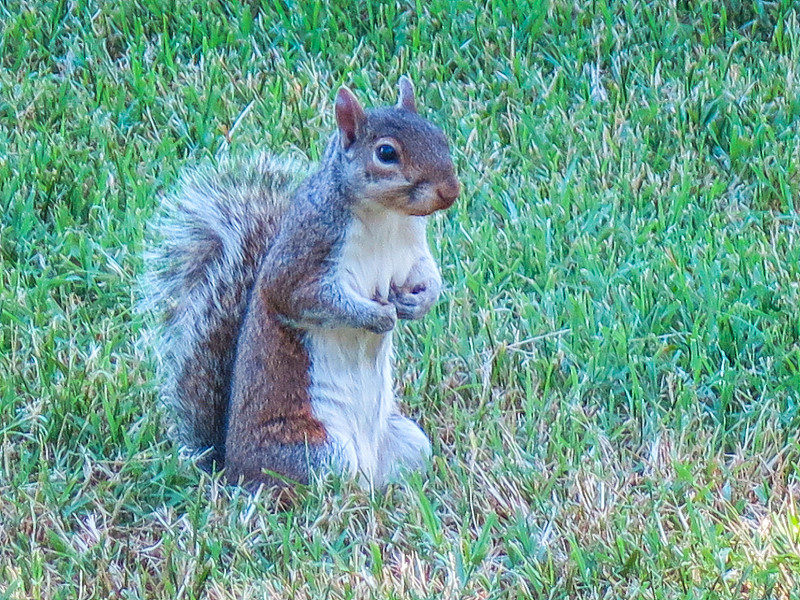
[388,282,438,320]
[366,302,397,334]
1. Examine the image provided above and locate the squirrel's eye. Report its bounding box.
[375,144,399,164]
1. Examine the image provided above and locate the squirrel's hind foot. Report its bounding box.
[377,413,432,485]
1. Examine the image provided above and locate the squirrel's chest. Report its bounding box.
[336,211,426,300]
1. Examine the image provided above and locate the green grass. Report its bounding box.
[2,0,800,597]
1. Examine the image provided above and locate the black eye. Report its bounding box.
[375,144,399,164]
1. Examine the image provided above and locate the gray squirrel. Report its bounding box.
[143,77,460,490]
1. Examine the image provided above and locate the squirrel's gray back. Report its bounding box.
[141,153,307,464]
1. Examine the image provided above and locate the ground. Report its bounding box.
[1,1,800,598]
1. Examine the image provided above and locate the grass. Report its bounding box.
[2,0,800,597]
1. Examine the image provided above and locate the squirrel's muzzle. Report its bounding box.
[435,176,460,210]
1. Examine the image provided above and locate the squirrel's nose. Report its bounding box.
[436,176,460,209]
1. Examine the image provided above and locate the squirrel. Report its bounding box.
[142,77,460,491]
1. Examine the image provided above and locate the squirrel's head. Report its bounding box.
[332,77,460,216]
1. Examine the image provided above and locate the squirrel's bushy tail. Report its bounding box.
[141,154,306,468]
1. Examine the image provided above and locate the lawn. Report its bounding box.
[2,0,800,598]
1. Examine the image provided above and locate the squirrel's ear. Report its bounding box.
[397,76,417,113]
[335,86,366,150]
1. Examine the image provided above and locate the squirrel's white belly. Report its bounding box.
[306,209,427,485]
[306,328,394,484]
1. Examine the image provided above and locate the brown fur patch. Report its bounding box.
[224,280,327,484]
[257,416,327,445]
